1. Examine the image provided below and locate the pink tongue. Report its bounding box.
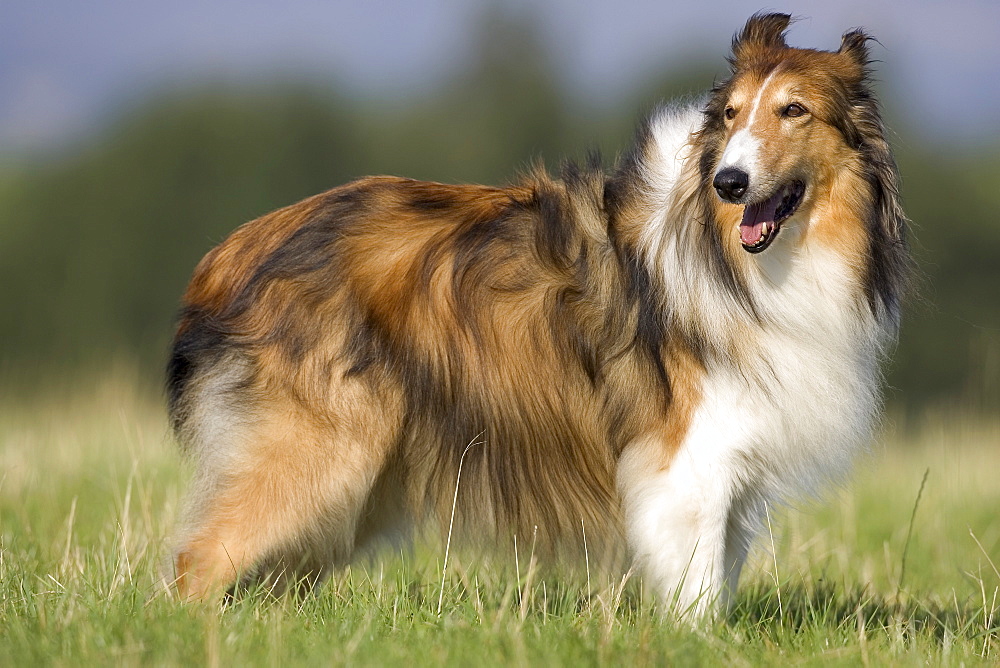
[739,192,781,245]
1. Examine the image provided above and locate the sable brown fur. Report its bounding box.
[169,169,699,598]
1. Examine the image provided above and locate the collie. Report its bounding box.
[167,13,907,614]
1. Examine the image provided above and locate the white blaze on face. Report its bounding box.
[716,69,781,181]
[718,129,760,173]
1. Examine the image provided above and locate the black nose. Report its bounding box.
[713,167,749,202]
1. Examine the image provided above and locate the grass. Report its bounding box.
[1,369,998,665]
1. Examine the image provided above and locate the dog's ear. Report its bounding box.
[838,28,872,81]
[731,13,791,66]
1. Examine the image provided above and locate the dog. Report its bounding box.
[167,13,907,615]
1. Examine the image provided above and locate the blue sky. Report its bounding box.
[3,0,999,153]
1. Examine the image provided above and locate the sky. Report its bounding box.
[3,0,1000,155]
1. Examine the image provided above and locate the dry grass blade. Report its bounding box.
[437,431,484,616]
[897,467,930,596]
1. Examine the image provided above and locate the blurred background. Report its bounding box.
[2,0,998,415]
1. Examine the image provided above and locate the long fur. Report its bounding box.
[167,13,907,613]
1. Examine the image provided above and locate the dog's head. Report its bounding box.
[701,13,874,254]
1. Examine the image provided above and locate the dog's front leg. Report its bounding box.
[617,437,748,619]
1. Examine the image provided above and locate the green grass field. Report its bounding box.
[2,370,998,665]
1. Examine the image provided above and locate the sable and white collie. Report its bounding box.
[167,13,908,614]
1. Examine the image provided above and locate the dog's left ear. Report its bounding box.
[838,29,871,79]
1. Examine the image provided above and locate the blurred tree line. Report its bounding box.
[0,14,997,412]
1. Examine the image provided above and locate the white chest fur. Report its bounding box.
[619,237,883,617]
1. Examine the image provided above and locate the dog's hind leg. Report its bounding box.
[172,389,401,602]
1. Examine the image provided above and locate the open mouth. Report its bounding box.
[739,181,805,253]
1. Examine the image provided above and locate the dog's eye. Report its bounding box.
[782,103,808,118]
[724,106,737,120]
